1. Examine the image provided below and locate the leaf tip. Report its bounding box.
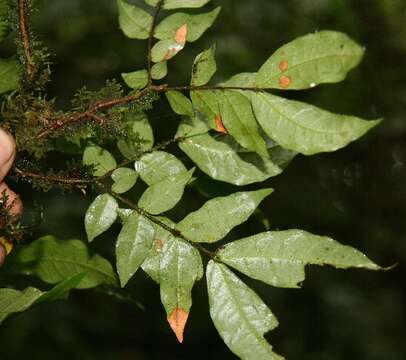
[167,307,189,343]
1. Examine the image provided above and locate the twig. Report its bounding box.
[18,0,35,82]
[105,187,217,259]
[36,88,151,139]
[14,167,93,186]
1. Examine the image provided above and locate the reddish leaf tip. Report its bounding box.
[214,113,228,134]
[167,307,189,343]
[175,24,188,45]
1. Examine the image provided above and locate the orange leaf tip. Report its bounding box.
[214,113,228,134]
[175,24,188,45]
[167,307,189,343]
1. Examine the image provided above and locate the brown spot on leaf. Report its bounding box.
[167,307,189,343]
[279,75,291,89]
[214,113,228,134]
[175,24,188,45]
[155,239,164,252]
[279,60,289,72]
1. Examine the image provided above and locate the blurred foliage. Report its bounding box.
[0,0,405,359]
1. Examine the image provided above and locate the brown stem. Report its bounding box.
[18,0,35,82]
[36,88,150,139]
[147,0,164,85]
[14,167,93,186]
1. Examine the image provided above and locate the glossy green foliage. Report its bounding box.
[252,92,381,155]
[85,194,118,242]
[218,230,380,288]
[176,189,273,243]
[117,0,152,39]
[0,1,384,358]
[154,7,221,43]
[256,31,364,90]
[83,146,117,176]
[207,261,284,360]
[116,212,155,286]
[159,236,203,316]
[138,168,194,214]
[10,236,118,288]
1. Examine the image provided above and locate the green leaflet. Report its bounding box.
[218,230,381,288]
[145,0,211,9]
[0,57,20,94]
[135,151,187,185]
[190,89,268,158]
[191,45,217,86]
[121,69,148,89]
[141,217,176,283]
[0,276,84,324]
[252,92,381,155]
[83,145,117,176]
[116,212,155,287]
[207,261,284,360]
[0,287,44,324]
[219,90,269,157]
[10,236,117,288]
[166,91,193,116]
[256,31,364,90]
[85,194,119,242]
[138,169,195,215]
[154,7,221,43]
[151,39,186,63]
[117,111,154,159]
[190,89,220,129]
[159,236,203,316]
[151,61,168,80]
[221,72,257,87]
[176,189,273,243]
[111,168,138,194]
[117,0,152,39]
[178,115,295,185]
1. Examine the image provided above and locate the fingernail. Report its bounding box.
[0,128,15,166]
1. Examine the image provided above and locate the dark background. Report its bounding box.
[0,0,405,359]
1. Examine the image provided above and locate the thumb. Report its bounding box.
[0,128,16,182]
